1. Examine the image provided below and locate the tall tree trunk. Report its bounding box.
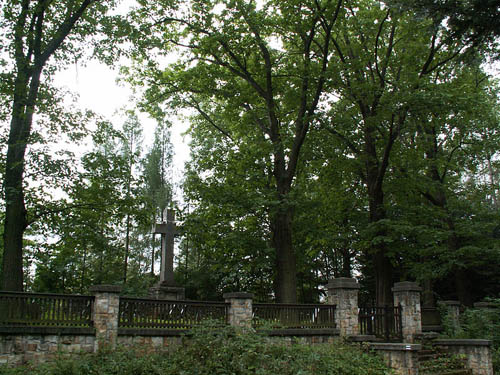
[422,125,472,306]
[366,135,394,306]
[341,248,352,277]
[3,112,28,291]
[2,186,26,291]
[272,205,297,303]
[2,65,42,291]
[1,0,96,291]
[123,213,131,283]
[446,216,473,306]
[80,247,87,294]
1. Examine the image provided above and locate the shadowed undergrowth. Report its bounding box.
[0,323,393,375]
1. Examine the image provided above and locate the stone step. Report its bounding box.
[419,349,470,375]
[418,349,448,362]
[419,352,441,361]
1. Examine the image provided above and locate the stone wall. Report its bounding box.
[326,278,360,336]
[392,282,422,343]
[369,343,421,375]
[434,339,494,375]
[117,334,183,350]
[0,282,495,374]
[223,292,253,328]
[0,330,95,366]
[90,285,121,351]
[0,327,341,366]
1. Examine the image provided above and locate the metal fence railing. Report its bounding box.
[252,303,336,329]
[359,304,402,341]
[0,291,94,328]
[118,297,229,329]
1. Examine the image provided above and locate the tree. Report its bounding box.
[119,113,143,283]
[30,121,126,292]
[1,0,120,291]
[126,0,343,302]
[397,68,500,305]
[386,0,500,54]
[320,0,475,304]
[29,120,155,294]
[179,116,275,301]
[141,120,174,275]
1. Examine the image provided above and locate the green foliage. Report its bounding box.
[420,354,468,374]
[0,326,392,375]
[386,0,500,54]
[28,119,153,294]
[440,300,500,372]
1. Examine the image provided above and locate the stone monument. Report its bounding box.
[149,208,185,300]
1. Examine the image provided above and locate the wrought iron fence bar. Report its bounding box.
[118,298,229,329]
[252,303,336,329]
[253,303,335,308]
[0,291,93,299]
[0,293,94,327]
[359,305,402,341]
[119,297,227,305]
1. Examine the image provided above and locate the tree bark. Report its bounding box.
[446,216,472,306]
[365,123,395,306]
[421,125,473,306]
[368,200,394,306]
[123,213,131,283]
[272,203,297,303]
[2,66,42,291]
[340,248,352,277]
[1,0,97,291]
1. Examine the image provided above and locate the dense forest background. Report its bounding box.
[1,0,499,306]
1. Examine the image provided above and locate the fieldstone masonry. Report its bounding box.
[223,292,253,328]
[392,281,422,343]
[369,343,421,375]
[90,285,122,350]
[326,278,360,336]
[1,282,495,373]
[434,339,493,375]
[0,333,95,366]
[149,284,185,300]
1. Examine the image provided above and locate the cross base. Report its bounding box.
[149,282,185,301]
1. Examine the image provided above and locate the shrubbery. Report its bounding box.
[0,323,392,375]
[440,299,500,373]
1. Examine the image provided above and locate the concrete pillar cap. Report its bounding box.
[89,285,122,294]
[223,292,254,299]
[473,302,497,308]
[441,300,460,306]
[392,281,422,293]
[326,277,360,290]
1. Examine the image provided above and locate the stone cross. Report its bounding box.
[153,208,177,286]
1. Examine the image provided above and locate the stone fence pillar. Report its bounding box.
[90,285,122,351]
[326,278,360,336]
[223,292,253,328]
[392,282,422,343]
[369,343,421,375]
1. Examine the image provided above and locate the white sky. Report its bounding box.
[55,59,191,201]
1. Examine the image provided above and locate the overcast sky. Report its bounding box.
[55,58,191,201]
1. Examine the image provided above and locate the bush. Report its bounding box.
[0,324,393,375]
[440,298,500,373]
